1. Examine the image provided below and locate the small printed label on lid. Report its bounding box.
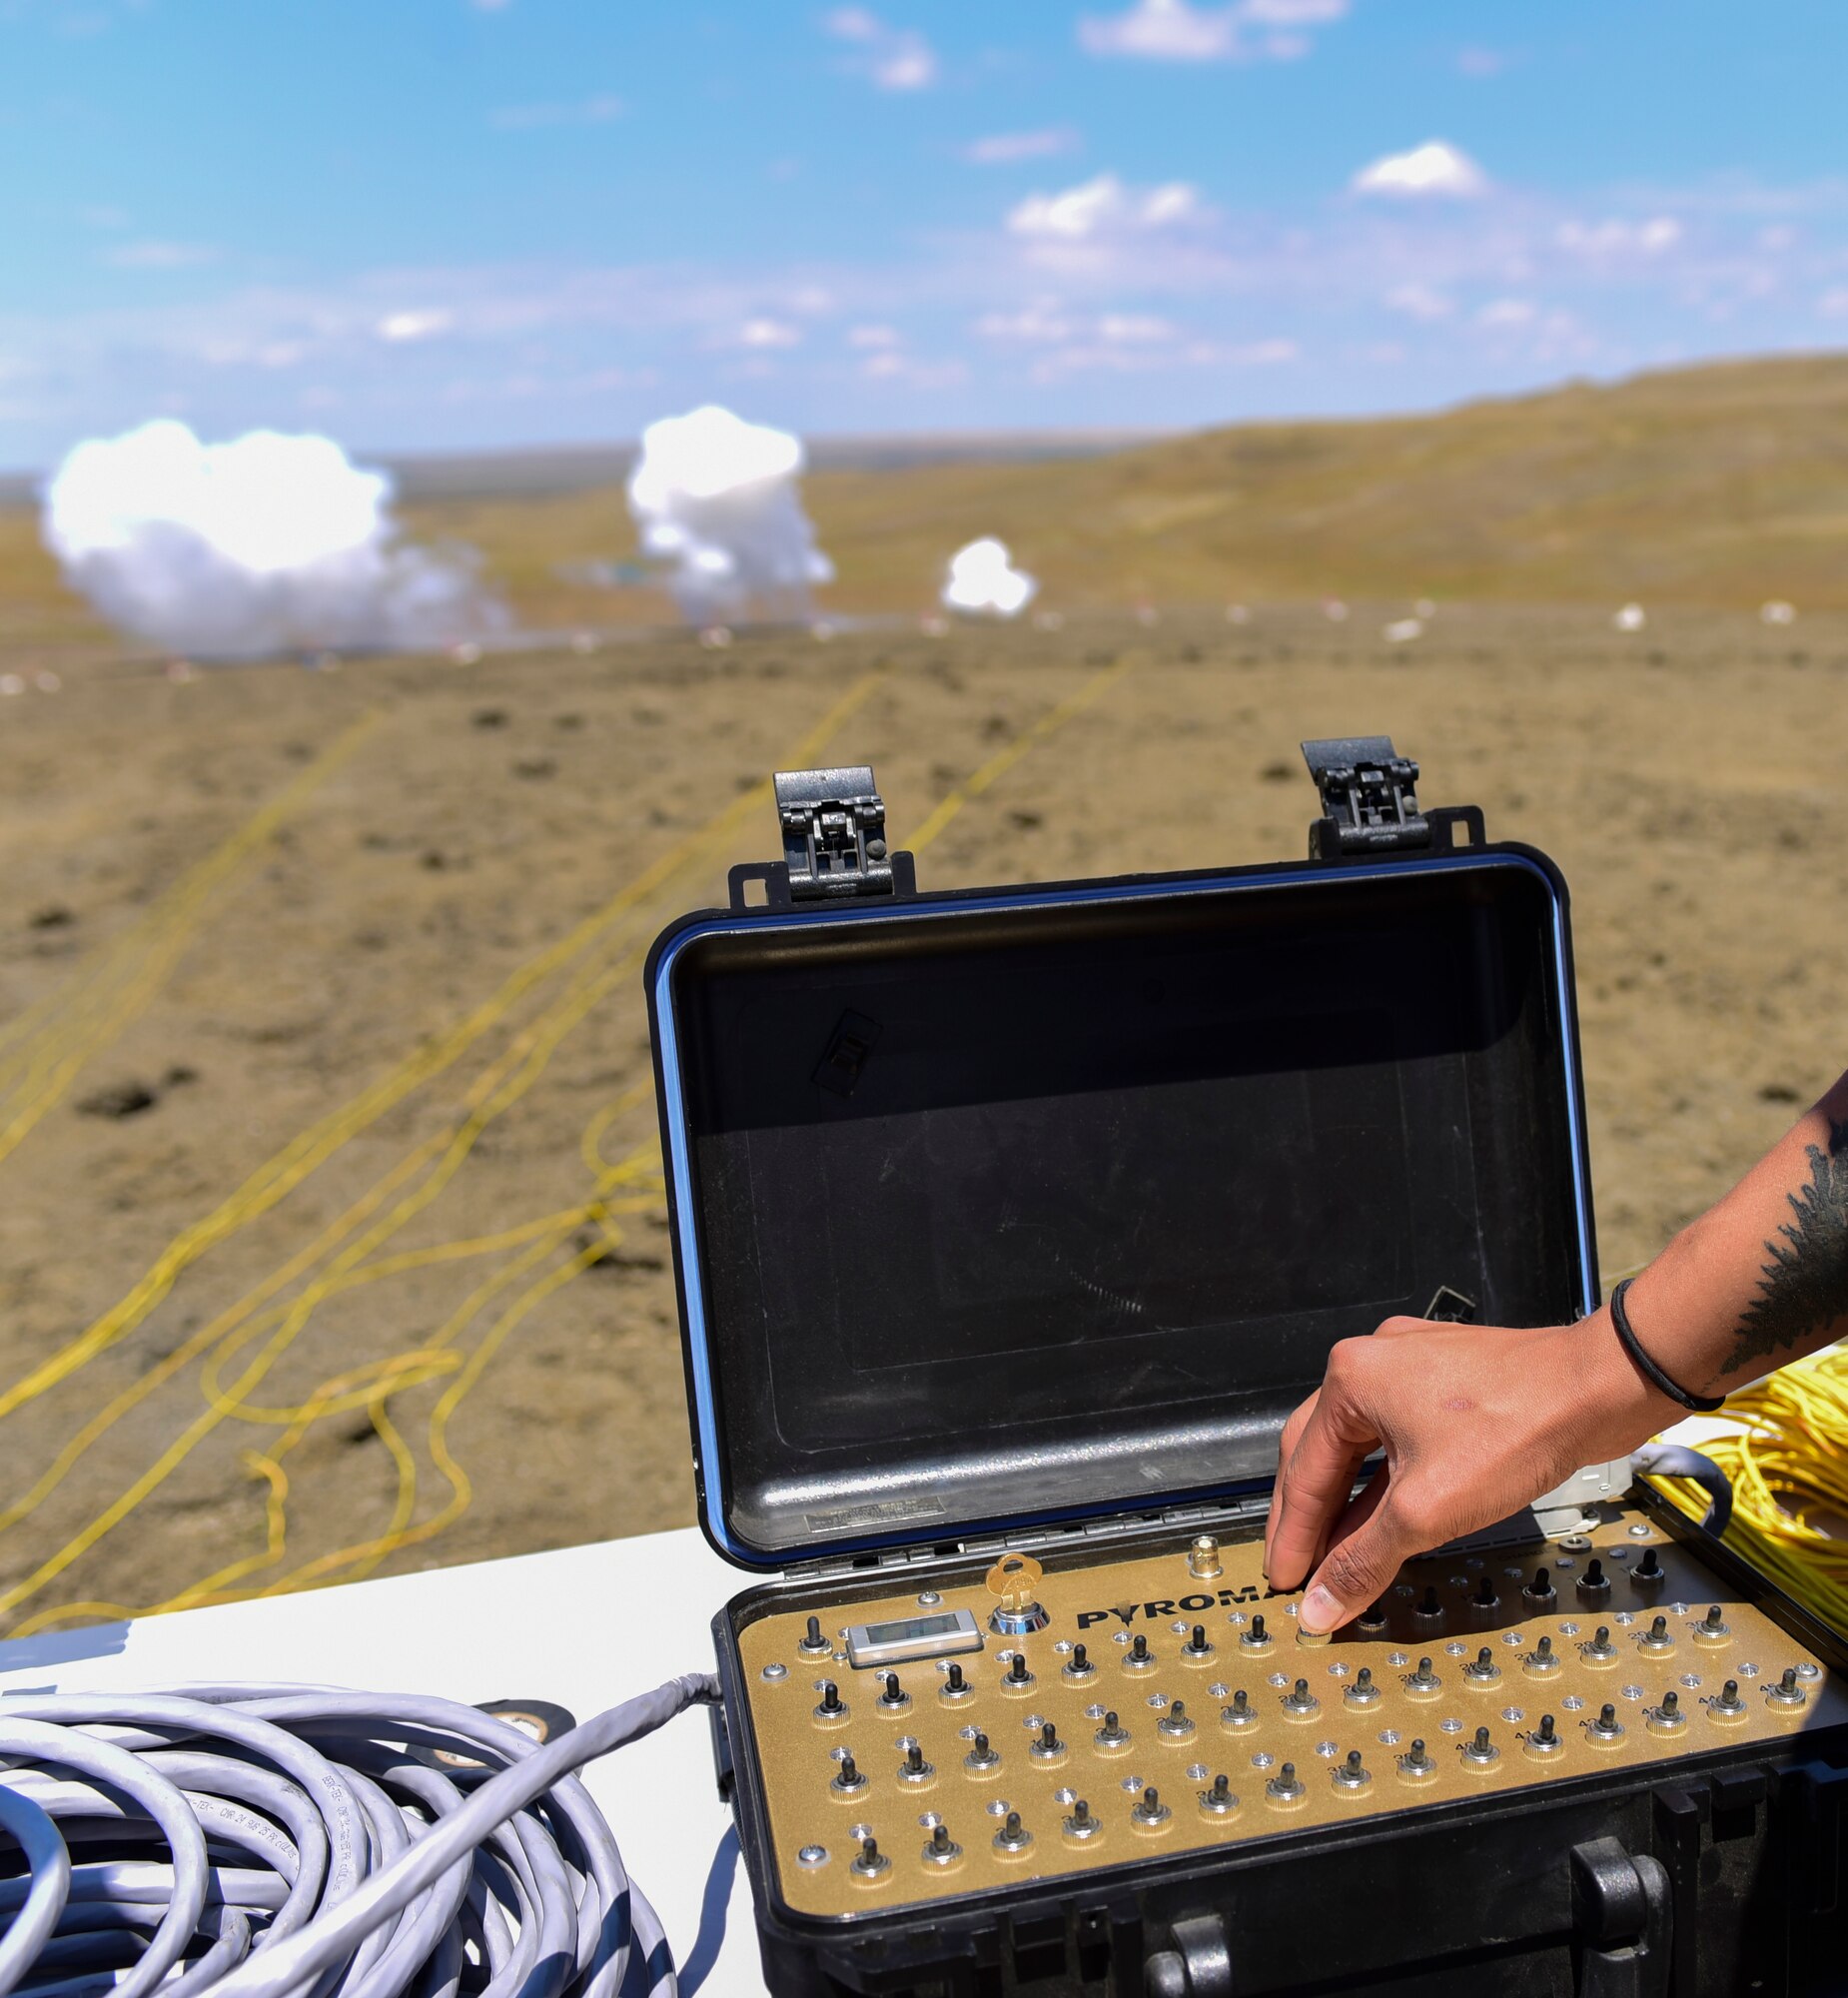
[804,1496,946,1532]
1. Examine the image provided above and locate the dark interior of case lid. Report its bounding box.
[667,860,1589,1562]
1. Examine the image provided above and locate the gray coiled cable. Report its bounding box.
[0,1675,720,1998]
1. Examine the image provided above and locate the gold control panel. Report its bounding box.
[734,1503,1844,1919]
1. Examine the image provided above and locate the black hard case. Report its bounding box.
[644,754,1848,1997]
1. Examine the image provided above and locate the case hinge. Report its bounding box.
[1302,735,1430,857]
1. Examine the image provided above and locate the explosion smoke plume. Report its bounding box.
[626,406,833,625]
[43,421,502,660]
[942,536,1037,617]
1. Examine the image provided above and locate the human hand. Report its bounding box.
[1262,1310,1675,1634]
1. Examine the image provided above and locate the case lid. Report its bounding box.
[648,746,1598,1570]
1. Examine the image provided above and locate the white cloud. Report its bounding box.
[1555,216,1682,258]
[977,301,1076,343]
[859,351,967,388]
[823,8,938,90]
[846,323,902,348]
[1455,47,1512,77]
[1023,330,1294,381]
[377,309,455,343]
[1007,173,1204,241]
[1475,297,1537,328]
[1385,282,1453,322]
[1243,0,1347,18]
[1817,287,1848,320]
[1081,0,1239,59]
[1199,336,1298,365]
[727,318,802,349]
[978,304,1182,350]
[106,240,219,270]
[961,128,1080,166]
[1098,312,1176,343]
[1352,141,1488,200]
[488,94,623,131]
[1079,0,1346,63]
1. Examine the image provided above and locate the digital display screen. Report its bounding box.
[861,1611,963,1646]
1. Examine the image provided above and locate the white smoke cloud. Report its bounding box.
[942,537,1037,617]
[626,406,834,625]
[43,420,502,660]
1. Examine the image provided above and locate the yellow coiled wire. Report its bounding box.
[1649,1343,1848,1637]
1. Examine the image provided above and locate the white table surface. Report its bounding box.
[0,1527,764,1998]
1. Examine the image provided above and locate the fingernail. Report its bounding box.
[1302,1584,1341,1633]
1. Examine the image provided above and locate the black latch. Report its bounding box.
[1302,735,1430,858]
[728,763,917,911]
[776,765,893,900]
[1569,1836,1672,1998]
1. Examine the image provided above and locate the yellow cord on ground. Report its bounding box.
[0,676,881,1428]
[903,651,1141,855]
[0,712,380,1164]
[5,651,1147,1630]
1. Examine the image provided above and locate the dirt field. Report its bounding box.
[1,600,1845,1635]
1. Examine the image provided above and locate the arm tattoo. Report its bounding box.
[1726,1117,1848,1373]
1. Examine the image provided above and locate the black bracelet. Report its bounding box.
[1608,1278,1727,1413]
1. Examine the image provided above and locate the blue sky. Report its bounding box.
[3,0,1847,467]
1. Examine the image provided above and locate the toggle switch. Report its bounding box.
[1199,1773,1239,1816]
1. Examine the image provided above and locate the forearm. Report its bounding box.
[1622,1071,1848,1400]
